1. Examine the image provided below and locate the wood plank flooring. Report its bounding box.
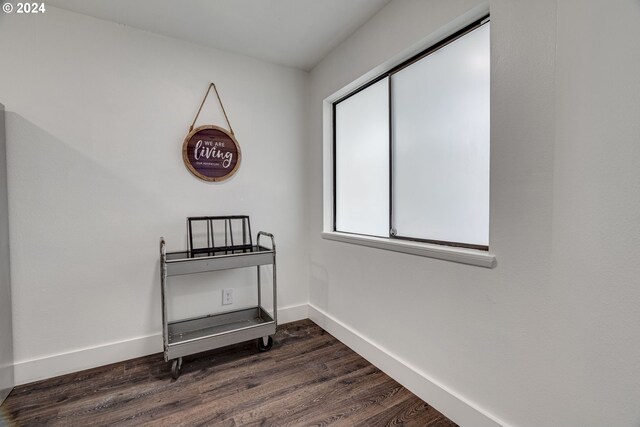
[2,320,457,426]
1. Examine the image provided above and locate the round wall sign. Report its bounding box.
[182,125,241,182]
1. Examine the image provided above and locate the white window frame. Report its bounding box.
[322,15,496,269]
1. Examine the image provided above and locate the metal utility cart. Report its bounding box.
[159,216,276,379]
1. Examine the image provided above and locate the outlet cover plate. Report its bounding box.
[222,288,233,305]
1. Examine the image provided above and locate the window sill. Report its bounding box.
[321,231,496,268]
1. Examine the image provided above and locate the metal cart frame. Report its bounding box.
[159,217,276,379]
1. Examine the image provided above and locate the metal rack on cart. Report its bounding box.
[159,216,276,379]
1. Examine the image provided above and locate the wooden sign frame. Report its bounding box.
[183,83,241,182]
[182,125,242,182]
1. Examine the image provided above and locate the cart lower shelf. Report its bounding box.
[165,306,275,360]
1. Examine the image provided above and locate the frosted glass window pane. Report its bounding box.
[335,78,389,237]
[392,23,490,246]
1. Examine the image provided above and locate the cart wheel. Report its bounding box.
[171,357,182,379]
[257,336,273,352]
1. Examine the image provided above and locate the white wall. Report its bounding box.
[0,6,309,384]
[307,0,640,426]
[551,0,640,424]
[0,103,14,404]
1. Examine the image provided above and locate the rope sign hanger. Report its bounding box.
[189,83,234,134]
[182,83,241,182]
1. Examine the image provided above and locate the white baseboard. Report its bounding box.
[0,387,11,406]
[308,304,507,427]
[14,334,163,386]
[14,303,309,386]
[276,303,309,324]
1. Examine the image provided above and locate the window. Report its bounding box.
[335,77,389,237]
[333,17,490,250]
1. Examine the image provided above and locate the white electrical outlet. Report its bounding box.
[222,288,234,305]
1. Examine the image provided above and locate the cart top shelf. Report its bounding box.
[166,244,272,261]
[161,216,275,276]
[163,243,274,276]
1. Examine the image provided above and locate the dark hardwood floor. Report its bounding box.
[2,320,457,426]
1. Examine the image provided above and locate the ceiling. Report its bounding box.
[46,0,391,71]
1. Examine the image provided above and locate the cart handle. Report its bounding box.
[159,237,169,356]
[160,237,166,258]
[257,231,275,251]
